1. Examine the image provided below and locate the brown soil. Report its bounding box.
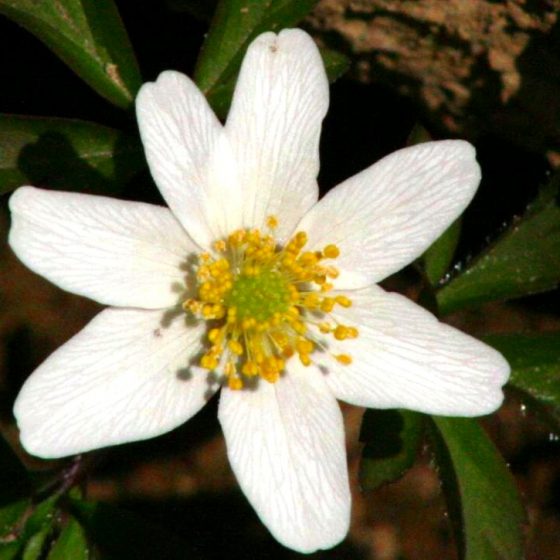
[308,0,560,165]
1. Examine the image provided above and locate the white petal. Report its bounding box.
[218,361,350,553]
[136,71,242,248]
[15,308,218,458]
[298,141,481,288]
[225,29,329,242]
[9,187,196,308]
[319,285,509,416]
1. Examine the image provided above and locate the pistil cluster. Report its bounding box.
[184,218,358,389]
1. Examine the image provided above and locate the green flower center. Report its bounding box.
[225,269,291,323]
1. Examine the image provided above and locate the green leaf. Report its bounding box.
[0,499,30,541]
[484,332,560,408]
[22,528,50,560]
[0,115,145,195]
[0,0,141,108]
[0,499,27,559]
[359,409,424,490]
[3,496,59,560]
[21,497,58,542]
[429,417,524,560]
[437,175,560,315]
[320,47,350,83]
[47,517,89,560]
[70,499,191,560]
[423,219,462,287]
[0,542,21,560]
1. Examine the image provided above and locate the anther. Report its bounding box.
[228,376,243,390]
[323,244,340,259]
[335,354,352,365]
[213,240,226,252]
[228,340,244,355]
[335,295,352,308]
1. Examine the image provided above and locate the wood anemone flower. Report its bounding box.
[9,29,509,554]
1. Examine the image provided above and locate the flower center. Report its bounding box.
[183,217,358,390]
[225,269,291,323]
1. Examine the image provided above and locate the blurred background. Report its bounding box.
[1,1,559,558]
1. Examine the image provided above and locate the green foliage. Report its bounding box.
[320,48,351,84]
[0,494,89,560]
[47,518,89,560]
[359,409,424,490]
[194,0,348,116]
[17,496,58,560]
[485,332,560,409]
[0,542,20,560]
[0,0,141,108]
[438,174,560,315]
[0,115,144,195]
[22,528,51,560]
[429,418,525,560]
[423,219,462,286]
[0,499,29,539]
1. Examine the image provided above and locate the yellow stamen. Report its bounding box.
[323,244,340,259]
[335,295,352,308]
[228,340,244,355]
[213,239,227,252]
[228,376,243,390]
[335,354,352,365]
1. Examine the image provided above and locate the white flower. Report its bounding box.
[9,29,509,554]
